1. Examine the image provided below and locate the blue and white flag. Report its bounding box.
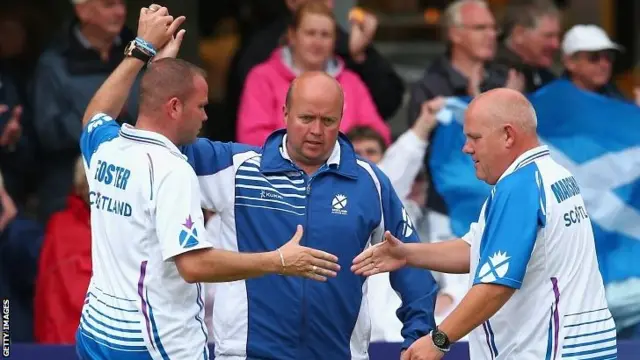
[430,79,640,328]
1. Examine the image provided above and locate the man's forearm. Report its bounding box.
[82,57,144,126]
[404,239,470,274]
[438,283,515,342]
[178,248,280,283]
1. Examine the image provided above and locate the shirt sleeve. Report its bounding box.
[181,138,258,212]
[462,221,479,245]
[155,162,213,261]
[79,113,120,166]
[378,129,428,201]
[371,164,438,351]
[473,166,546,289]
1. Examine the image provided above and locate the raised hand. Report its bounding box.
[137,4,185,52]
[348,9,378,62]
[155,28,186,60]
[413,96,445,139]
[351,231,408,276]
[0,105,22,148]
[277,225,341,282]
[505,68,525,93]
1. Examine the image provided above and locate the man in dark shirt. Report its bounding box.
[495,0,561,93]
[408,0,518,215]
[30,0,139,222]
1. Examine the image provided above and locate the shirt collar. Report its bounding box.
[279,134,341,167]
[498,145,550,182]
[119,124,187,160]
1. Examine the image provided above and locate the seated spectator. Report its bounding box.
[347,98,468,342]
[561,25,632,103]
[30,0,138,223]
[34,157,91,344]
[496,0,561,93]
[236,0,391,146]
[222,0,404,142]
[409,0,522,216]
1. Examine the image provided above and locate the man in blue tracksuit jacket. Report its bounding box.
[181,71,439,359]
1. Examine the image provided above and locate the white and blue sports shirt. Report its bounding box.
[76,113,212,360]
[463,145,616,359]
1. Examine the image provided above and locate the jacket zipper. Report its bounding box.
[300,167,324,357]
[300,173,312,357]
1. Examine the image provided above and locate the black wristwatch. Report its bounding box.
[124,40,154,64]
[431,327,451,352]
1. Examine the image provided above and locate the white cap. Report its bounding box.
[562,25,623,55]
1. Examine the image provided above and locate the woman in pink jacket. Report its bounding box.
[236,1,391,146]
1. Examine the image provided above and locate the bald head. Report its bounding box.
[285,71,344,114]
[462,88,540,184]
[467,88,538,134]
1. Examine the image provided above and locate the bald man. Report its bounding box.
[353,89,616,359]
[181,70,439,360]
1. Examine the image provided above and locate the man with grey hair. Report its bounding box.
[496,0,561,93]
[408,0,522,224]
[354,88,616,359]
[30,0,135,223]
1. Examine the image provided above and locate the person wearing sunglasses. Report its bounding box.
[561,24,630,102]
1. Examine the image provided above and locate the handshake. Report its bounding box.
[276,225,407,283]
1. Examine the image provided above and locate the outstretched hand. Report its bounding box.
[351,231,408,276]
[277,225,341,282]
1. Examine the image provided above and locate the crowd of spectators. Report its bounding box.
[0,0,638,344]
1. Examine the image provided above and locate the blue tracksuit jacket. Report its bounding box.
[181,130,438,359]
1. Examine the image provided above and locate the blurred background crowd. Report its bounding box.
[0,0,638,346]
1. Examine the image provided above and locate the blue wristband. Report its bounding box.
[134,37,157,56]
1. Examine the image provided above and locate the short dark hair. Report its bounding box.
[139,58,207,114]
[346,126,387,153]
[502,0,559,37]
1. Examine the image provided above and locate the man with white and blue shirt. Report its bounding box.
[352,88,616,360]
[180,71,439,359]
[75,6,339,360]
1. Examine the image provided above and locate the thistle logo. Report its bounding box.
[478,251,510,283]
[331,194,348,215]
[179,215,199,249]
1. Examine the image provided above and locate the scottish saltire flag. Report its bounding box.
[430,79,640,329]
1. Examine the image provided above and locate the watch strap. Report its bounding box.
[124,38,156,64]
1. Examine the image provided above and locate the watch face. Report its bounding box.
[433,332,447,346]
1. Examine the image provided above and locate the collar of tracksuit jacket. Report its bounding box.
[259,129,359,180]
